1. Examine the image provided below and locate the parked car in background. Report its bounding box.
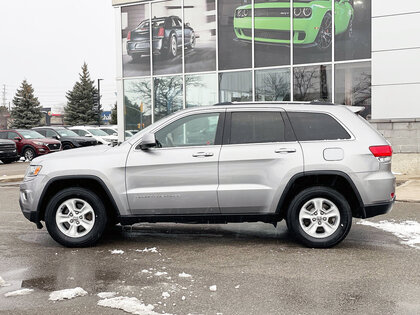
[68,126,118,145]
[33,127,98,150]
[127,16,195,61]
[0,129,61,161]
[98,126,134,139]
[0,139,19,164]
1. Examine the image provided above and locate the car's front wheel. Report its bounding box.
[45,188,108,247]
[187,32,196,49]
[315,12,333,51]
[167,33,178,58]
[23,147,36,161]
[286,186,352,248]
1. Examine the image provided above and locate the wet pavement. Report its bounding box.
[0,185,420,315]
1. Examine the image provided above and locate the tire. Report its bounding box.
[0,159,15,164]
[44,187,108,247]
[315,12,333,51]
[344,17,353,40]
[286,186,352,248]
[187,32,196,50]
[62,143,73,150]
[23,147,36,161]
[167,33,178,58]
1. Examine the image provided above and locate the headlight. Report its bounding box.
[25,165,42,177]
[303,7,312,17]
[103,138,112,143]
[33,141,47,146]
[294,7,311,18]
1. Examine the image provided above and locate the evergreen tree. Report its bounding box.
[110,102,117,125]
[11,80,43,128]
[64,63,101,125]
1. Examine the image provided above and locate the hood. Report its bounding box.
[61,136,96,142]
[32,138,61,144]
[32,144,111,164]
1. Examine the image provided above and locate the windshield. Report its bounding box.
[88,129,109,136]
[18,130,45,139]
[101,128,116,136]
[57,129,79,137]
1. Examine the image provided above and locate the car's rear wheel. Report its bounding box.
[23,147,36,161]
[167,33,178,58]
[62,143,73,150]
[45,188,108,247]
[187,33,196,49]
[315,12,332,50]
[286,186,352,248]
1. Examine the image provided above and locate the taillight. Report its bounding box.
[369,145,393,157]
[127,31,131,41]
[157,27,165,37]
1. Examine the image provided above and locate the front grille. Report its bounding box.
[255,8,290,18]
[47,143,61,151]
[242,29,292,41]
[0,144,16,152]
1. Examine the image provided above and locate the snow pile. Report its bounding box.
[110,249,125,254]
[98,296,160,315]
[141,270,151,273]
[209,285,217,292]
[162,292,170,299]
[154,271,167,276]
[49,287,88,301]
[358,220,420,249]
[178,272,191,278]
[97,291,117,299]
[0,276,10,287]
[4,289,34,297]
[135,247,158,253]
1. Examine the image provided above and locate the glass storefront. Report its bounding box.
[119,0,372,135]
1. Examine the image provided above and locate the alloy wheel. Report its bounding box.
[171,35,177,57]
[317,13,332,49]
[24,149,34,161]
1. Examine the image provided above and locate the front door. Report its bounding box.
[218,109,304,214]
[126,110,224,215]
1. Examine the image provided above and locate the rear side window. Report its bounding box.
[229,112,286,144]
[0,132,6,139]
[288,112,351,141]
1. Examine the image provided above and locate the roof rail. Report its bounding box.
[309,100,334,105]
[213,102,233,106]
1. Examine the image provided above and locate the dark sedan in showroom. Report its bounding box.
[127,15,196,61]
[0,139,19,164]
[33,127,97,150]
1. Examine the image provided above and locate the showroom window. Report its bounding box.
[118,0,372,136]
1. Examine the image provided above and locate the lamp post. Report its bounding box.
[97,79,103,126]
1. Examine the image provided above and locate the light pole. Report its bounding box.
[97,79,103,126]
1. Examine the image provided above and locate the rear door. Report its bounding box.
[218,108,304,214]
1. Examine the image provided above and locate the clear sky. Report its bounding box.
[0,0,116,112]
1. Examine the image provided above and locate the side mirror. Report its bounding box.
[139,133,156,150]
[186,22,191,28]
[14,137,21,141]
[113,132,118,137]
[53,135,60,140]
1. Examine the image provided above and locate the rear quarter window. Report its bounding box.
[288,112,351,141]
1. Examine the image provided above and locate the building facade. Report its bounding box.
[112,0,420,155]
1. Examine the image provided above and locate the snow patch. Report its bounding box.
[49,287,88,301]
[235,285,240,289]
[4,289,34,297]
[98,296,161,315]
[135,247,158,253]
[162,291,170,299]
[154,271,167,276]
[358,220,420,249]
[0,276,10,287]
[97,291,117,299]
[209,285,217,292]
[110,249,125,254]
[178,272,191,278]
[141,270,151,273]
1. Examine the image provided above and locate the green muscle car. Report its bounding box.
[233,0,354,50]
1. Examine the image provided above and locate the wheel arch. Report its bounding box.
[276,171,365,219]
[37,175,121,224]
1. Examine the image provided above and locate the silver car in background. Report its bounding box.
[19,103,395,248]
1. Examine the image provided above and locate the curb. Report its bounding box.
[0,175,24,183]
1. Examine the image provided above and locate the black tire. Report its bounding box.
[62,143,73,150]
[0,159,15,164]
[315,12,332,51]
[130,54,142,62]
[286,186,352,248]
[167,33,178,58]
[187,32,196,50]
[45,187,108,247]
[23,147,36,161]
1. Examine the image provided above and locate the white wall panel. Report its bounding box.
[372,49,420,86]
[373,0,420,17]
[372,13,420,52]
[372,84,420,120]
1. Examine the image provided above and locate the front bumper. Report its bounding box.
[0,150,19,159]
[363,198,395,219]
[19,176,45,228]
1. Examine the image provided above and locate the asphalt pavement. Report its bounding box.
[0,184,419,315]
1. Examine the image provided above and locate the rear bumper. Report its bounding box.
[363,198,395,219]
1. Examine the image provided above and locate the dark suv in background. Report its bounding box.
[33,127,97,150]
[0,129,61,161]
[0,139,19,164]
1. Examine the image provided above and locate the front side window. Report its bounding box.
[73,129,88,136]
[155,113,220,148]
[46,130,57,138]
[7,132,19,140]
[17,130,44,139]
[229,111,286,144]
[0,132,7,139]
[288,112,351,141]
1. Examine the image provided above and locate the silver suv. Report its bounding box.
[19,103,396,248]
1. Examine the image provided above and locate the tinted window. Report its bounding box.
[229,112,286,144]
[0,132,7,139]
[7,132,19,140]
[36,130,46,136]
[288,112,351,141]
[155,113,220,148]
[72,129,88,136]
[46,130,57,138]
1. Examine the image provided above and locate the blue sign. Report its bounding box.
[101,111,111,122]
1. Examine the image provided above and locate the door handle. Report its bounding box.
[275,148,296,154]
[192,152,214,157]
